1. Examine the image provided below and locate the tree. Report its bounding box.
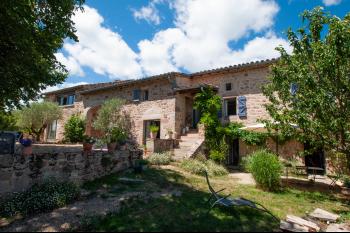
[14,101,62,141]
[93,98,130,142]
[0,111,17,131]
[64,114,85,143]
[263,7,350,167]
[0,0,84,110]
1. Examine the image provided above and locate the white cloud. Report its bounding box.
[138,28,183,75]
[61,6,142,80]
[138,0,290,72]
[132,0,162,25]
[60,1,291,80]
[322,0,342,6]
[55,52,85,77]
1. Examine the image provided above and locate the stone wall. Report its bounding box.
[0,145,142,196]
[145,139,177,154]
[186,66,272,126]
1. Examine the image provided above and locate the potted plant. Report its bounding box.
[149,124,159,139]
[20,137,33,156]
[106,127,120,153]
[83,135,95,153]
[167,128,174,139]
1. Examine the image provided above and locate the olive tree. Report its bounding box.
[14,101,62,141]
[93,98,130,143]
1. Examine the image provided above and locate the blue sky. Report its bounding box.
[51,0,349,90]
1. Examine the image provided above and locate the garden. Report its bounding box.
[1,153,349,232]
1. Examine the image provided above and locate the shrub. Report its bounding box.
[206,160,229,177]
[248,150,283,192]
[180,159,228,177]
[209,137,229,163]
[147,152,172,165]
[180,159,207,176]
[0,180,80,217]
[64,114,85,143]
[239,156,253,172]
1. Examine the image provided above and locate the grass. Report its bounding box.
[77,164,350,232]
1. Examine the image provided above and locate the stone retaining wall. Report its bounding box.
[0,146,143,196]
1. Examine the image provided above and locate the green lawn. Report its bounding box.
[78,165,350,232]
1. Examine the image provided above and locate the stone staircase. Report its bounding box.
[173,130,204,161]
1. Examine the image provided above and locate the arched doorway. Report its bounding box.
[86,106,104,138]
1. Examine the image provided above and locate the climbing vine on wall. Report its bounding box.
[194,87,268,154]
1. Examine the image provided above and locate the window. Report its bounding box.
[225,98,237,116]
[67,95,75,105]
[144,90,149,101]
[57,94,75,106]
[47,120,57,140]
[226,83,232,91]
[133,89,141,101]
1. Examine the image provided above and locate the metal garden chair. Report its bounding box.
[204,171,279,222]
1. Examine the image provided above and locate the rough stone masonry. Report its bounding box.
[0,145,143,196]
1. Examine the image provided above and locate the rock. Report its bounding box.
[286,215,320,232]
[0,218,10,227]
[309,208,339,223]
[326,224,350,232]
[280,220,309,232]
[60,223,71,230]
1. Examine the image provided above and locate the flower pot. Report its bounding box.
[107,142,117,153]
[83,143,93,153]
[22,146,32,156]
[150,131,157,139]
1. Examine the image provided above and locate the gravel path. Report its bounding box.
[1,190,182,232]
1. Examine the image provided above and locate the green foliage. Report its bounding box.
[93,98,130,143]
[343,176,350,188]
[239,156,254,172]
[147,152,172,165]
[64,114,85,143]
[149,124,160,133]
[14,101,62,141]
[194,86,222,150]
[0,111,17,131]
[209,137,228,163]
[107,127,128,143]
[0,0,85,109]
[248,150,283,192]
[180,159,228,177]
[262,7,350,163]
[224,122,268,146]
[0,180,79,217]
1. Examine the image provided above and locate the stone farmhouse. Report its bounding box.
[43,59,326,171]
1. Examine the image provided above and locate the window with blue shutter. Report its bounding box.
[224,98,237,117]
[238,96,247,117]
[133,89,141,101]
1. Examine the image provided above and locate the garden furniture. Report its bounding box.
[204,171,279,222]
[327,174,342,189]
[307,167,325,181]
